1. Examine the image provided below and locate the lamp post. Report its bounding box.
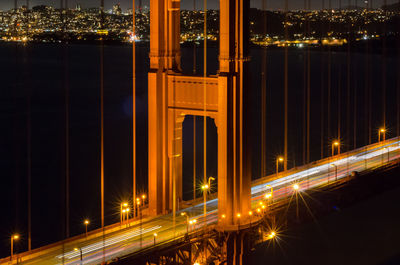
[10,234,19,262]
[141,194,146,206]
[153,233,157,246]
[331,140,340,156]
[201,177,215,227]
[189,219,197,232]
[74,247,83,264]
[137,200,142,248]
[125,208,130,226]
[84,219,89,238]
[120,202,128,227]
[181,212,190,234]
[276,156,284,175]
[331,164,338,181]
[378,128,386,142]
[265,184,273,203]
[293,183,299,191]
[236,213,241,230]
[248,211,253,227]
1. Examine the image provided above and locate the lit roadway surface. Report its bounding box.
[2,137,400,265]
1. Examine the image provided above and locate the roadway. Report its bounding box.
[2,137,400,265]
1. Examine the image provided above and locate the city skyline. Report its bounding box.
[1,0,399,11]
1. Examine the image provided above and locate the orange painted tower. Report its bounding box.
[148,0,252,227]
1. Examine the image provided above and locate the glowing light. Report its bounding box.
[268,231,276,239]
[122,202,128,207]
[256,208,261,213]
[12,234,19,240]
[201,184,209,190]
[221,214,226,219]
[153,233,158,237]
[84,220,89,225]
[249,211,253,216]
[236,213,241,218]
[265,193,272,199]
[293,184,300,190]
[278,156,284,162]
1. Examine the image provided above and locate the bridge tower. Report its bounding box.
[148,0,252,228]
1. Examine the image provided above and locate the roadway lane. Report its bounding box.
[3,137,400,265]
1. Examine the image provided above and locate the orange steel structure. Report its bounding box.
[148,0,252,227]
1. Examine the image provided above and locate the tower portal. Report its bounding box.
[148,0,252,227]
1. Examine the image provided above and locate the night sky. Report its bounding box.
[1,0,398,12]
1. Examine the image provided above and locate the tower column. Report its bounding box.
[218,0,251,227]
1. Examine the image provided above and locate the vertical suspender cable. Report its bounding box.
[192,125,196,200]
[100,0,104,230]
[382,0,387,130]
[306,0,310,163]
[261,0,267,178]
[398,0,400,136]
[365,1,371,144]
[338,64,341,142]
[63,0,70,240]
[338,1,342,143]
[346,0,351,150]
[25,0,32,252]
[192,0,196,199]
[132,0,137,220]
[202,0,208,262]
[284,0,288,171]
[328,0,332,152]
[338,0,342,144]
[62,0,70,239]
[203,0,207,227]
[321,0,325,159]
[302,0,306,165]
[99,0,105,262]
[193,0,197,75]
[354,0,358,149]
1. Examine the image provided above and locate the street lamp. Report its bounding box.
[268,231,276,239]
[265,184,273,200]
[125,208,130,224]
[378,128,386,142]
[181,212,189,234]
[74,247,83,264]
[10,234,19,262]
[201,177,215,226]
[331,140,340,156]
[141,194,146,206]
[153,233,157,245]
[331,164,338,181]
[276,156,284,175]
[189,219,197,232]
[120,202,128,226]
[293,183,300,191]
[84,219,90,238]
[236,213,241,229]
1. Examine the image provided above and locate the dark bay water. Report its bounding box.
[0,42,398,257]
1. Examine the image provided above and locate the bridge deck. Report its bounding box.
[1,137,400,265]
